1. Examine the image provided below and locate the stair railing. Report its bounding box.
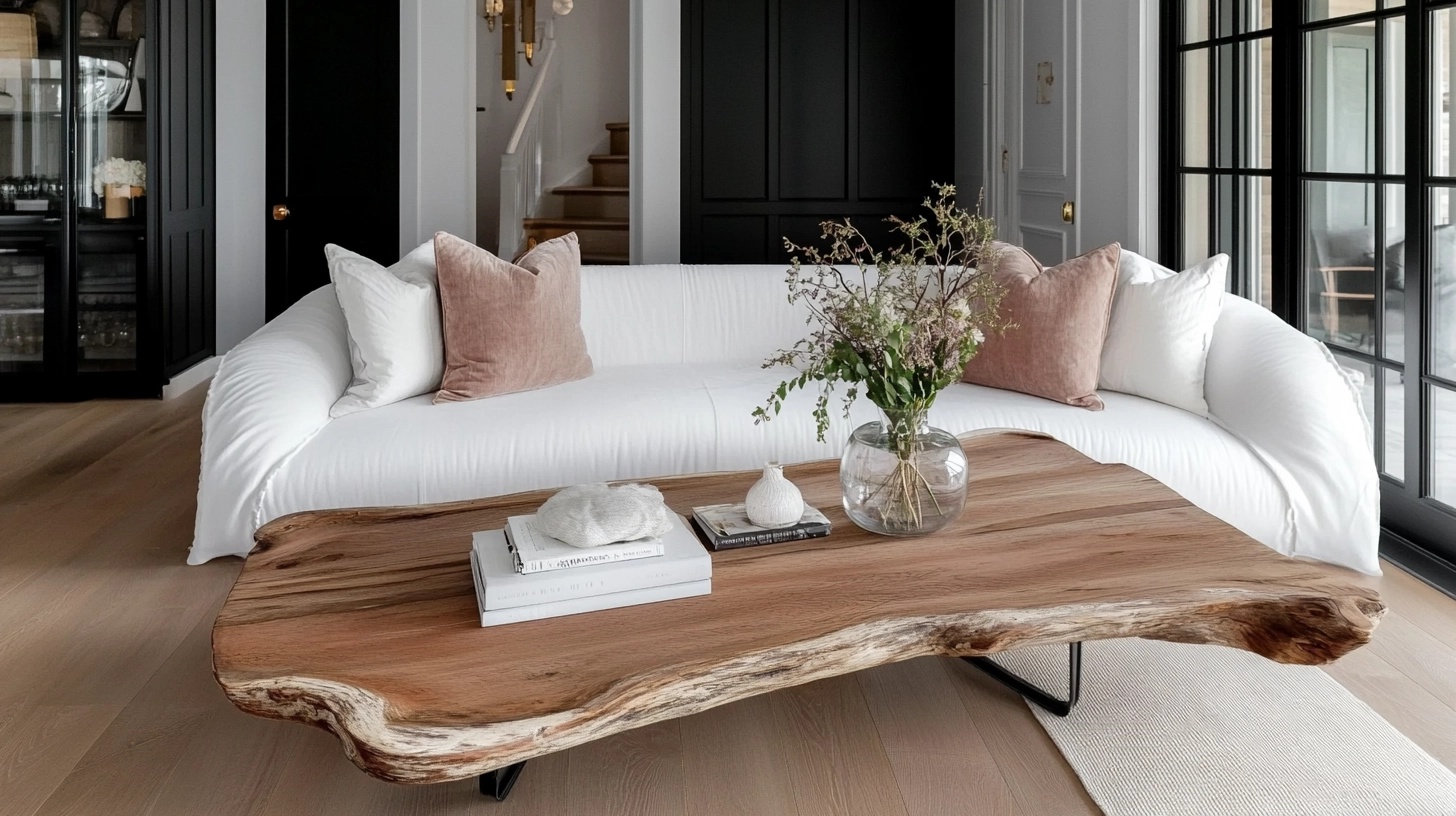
[498,31,560,259]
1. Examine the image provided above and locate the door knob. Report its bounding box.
[1061,201,1075,224]
[272,204,291,221]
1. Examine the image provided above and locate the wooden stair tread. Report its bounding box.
[580,253,629,264]
[588,154,629,164]
[553,186,629,195]
[605,122,630,131]
[523,216,630,230]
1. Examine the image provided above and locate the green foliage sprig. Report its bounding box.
[752,183,1010,441]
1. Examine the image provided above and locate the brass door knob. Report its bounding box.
[272,204,291,221]
[1061,201,1075,224]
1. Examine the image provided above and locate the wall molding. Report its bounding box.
[162,356,220,401]
[630,0,681,263]
[1381,529,1456,600]
[1130,0,1159,257]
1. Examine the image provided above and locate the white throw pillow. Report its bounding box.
[1100,251,1229,417]
[326,242,443,417]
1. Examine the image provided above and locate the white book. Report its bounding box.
[470,548,710,627]
[504,514,665,574]
[472,514,711,611]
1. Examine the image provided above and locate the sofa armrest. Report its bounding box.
[1204,294,1381,575]
[188,285,353,564]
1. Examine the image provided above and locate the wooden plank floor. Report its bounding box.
[2,392,1453,816]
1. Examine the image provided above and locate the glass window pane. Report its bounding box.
[1184,174,1210,268]
[1307,0,1377,23]
[1385,0,1405,9]
[1247,175,1274,308]
[1383,367,1405,482]
[1431,387,1456,506]
[1217,44,1236,168]
[1385,18,1406,175]
[1306,180,1377,353]
[1306,23,1377,175]
[1184,49,1209,168]
[1332,353,1376,456]
[1217,0,1236,38]
[1385,184,1406,363]
[1215,174,1237,259]
[1186,0,1209,43]
[1436,9,1455,177]
[1431,188,1456,381]
[1243,0,1273,32]
[1237,38,1273,170]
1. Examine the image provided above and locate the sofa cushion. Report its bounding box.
[1101,251,1228,417]
[435,232,593,403]
[961,242,1120,410]
[326,241,442,417]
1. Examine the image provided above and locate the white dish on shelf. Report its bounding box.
[78,56,130,112]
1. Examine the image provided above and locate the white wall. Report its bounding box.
[475,0,630,252]
[214,0,267,353]
[630,0,680,264]
[955,1,989,212]
[401,0,478,254]
[1079,0,1158,257]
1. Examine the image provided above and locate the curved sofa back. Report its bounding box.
[579,264,813,367]
[1204,294,1380,573]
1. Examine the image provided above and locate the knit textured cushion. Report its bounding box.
[961,241,1120,410]
[434,232,594,403]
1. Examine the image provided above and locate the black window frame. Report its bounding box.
[1161,0,1456,588]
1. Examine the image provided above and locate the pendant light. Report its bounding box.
[524,0,535,64]
[483,0,503,32]
[501,0,517,99]
[522,0,536,65]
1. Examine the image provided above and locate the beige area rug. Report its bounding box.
[992,639,1456,815]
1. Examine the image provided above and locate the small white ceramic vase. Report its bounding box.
[745,463,804,528]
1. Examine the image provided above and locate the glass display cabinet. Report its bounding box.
[0,0,213,399]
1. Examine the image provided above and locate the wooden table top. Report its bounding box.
[212,432,1384,784]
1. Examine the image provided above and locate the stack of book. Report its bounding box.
[468,512,711,627]
[690,503,832,551]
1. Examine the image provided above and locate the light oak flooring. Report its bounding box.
[1,391,1454,816]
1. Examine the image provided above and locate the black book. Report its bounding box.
[690,502,831,551]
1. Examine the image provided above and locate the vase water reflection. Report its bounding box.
[840,408,968,536]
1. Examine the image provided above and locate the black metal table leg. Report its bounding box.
[479,761,527,801]
[962,641,1082,717]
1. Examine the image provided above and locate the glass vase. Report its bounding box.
[840,407,968,536]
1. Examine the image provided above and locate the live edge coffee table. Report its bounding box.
[212,432,1385,802]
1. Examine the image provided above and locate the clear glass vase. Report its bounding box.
[840,407,969,536]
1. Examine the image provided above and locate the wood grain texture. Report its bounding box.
[212,433,1385,784]
[857,657,1015,816]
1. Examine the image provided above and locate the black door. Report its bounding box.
[682,0,955,264]
[266,0,400,319]
[155,0,217,379]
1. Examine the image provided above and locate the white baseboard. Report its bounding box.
[162,356,221,401]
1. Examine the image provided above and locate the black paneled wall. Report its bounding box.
[683,0,955,263]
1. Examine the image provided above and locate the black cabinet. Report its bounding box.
[0,0,213,400]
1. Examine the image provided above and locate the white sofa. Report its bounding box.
[189,264,1381,575]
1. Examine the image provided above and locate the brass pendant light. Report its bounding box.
[491,0,567,99]
[522,0,536,65]
[501,0,517,99]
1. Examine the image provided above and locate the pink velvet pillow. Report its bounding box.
[433,232,594,403]
[961,241,1120,410]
